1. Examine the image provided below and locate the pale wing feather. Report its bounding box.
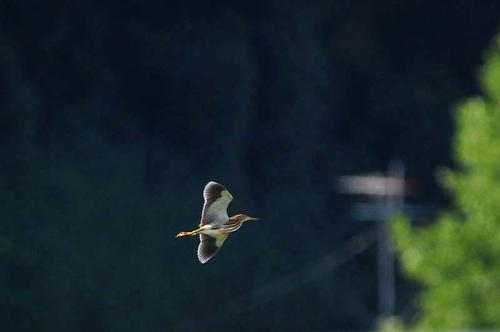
[201,181,233,226]
[197,234,228,264]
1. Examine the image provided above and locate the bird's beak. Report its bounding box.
[247,217,259,222]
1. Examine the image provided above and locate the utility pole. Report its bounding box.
[337,160,417,320]
[378,160,404,318]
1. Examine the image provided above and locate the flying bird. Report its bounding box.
[176,181,259,264]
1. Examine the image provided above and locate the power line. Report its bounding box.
[174,228,377,331]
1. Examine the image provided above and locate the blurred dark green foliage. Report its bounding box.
[0,1,499,331]
[393,33,500,328]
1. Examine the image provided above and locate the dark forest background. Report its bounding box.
[1,1,500,331]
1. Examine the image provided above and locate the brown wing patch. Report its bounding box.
[197,234,228,264]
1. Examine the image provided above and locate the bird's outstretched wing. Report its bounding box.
[197,234,228,264]
[201,181,233,226]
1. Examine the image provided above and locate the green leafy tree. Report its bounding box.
[392,34,500,328]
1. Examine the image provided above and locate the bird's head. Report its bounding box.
[232,214,259,223]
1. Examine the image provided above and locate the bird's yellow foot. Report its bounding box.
[176,231,190,238]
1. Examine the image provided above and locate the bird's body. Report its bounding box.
[176,181,259,263]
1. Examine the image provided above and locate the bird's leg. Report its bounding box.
[176,227,203,238]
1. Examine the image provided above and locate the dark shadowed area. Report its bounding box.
[1,1,499,331]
